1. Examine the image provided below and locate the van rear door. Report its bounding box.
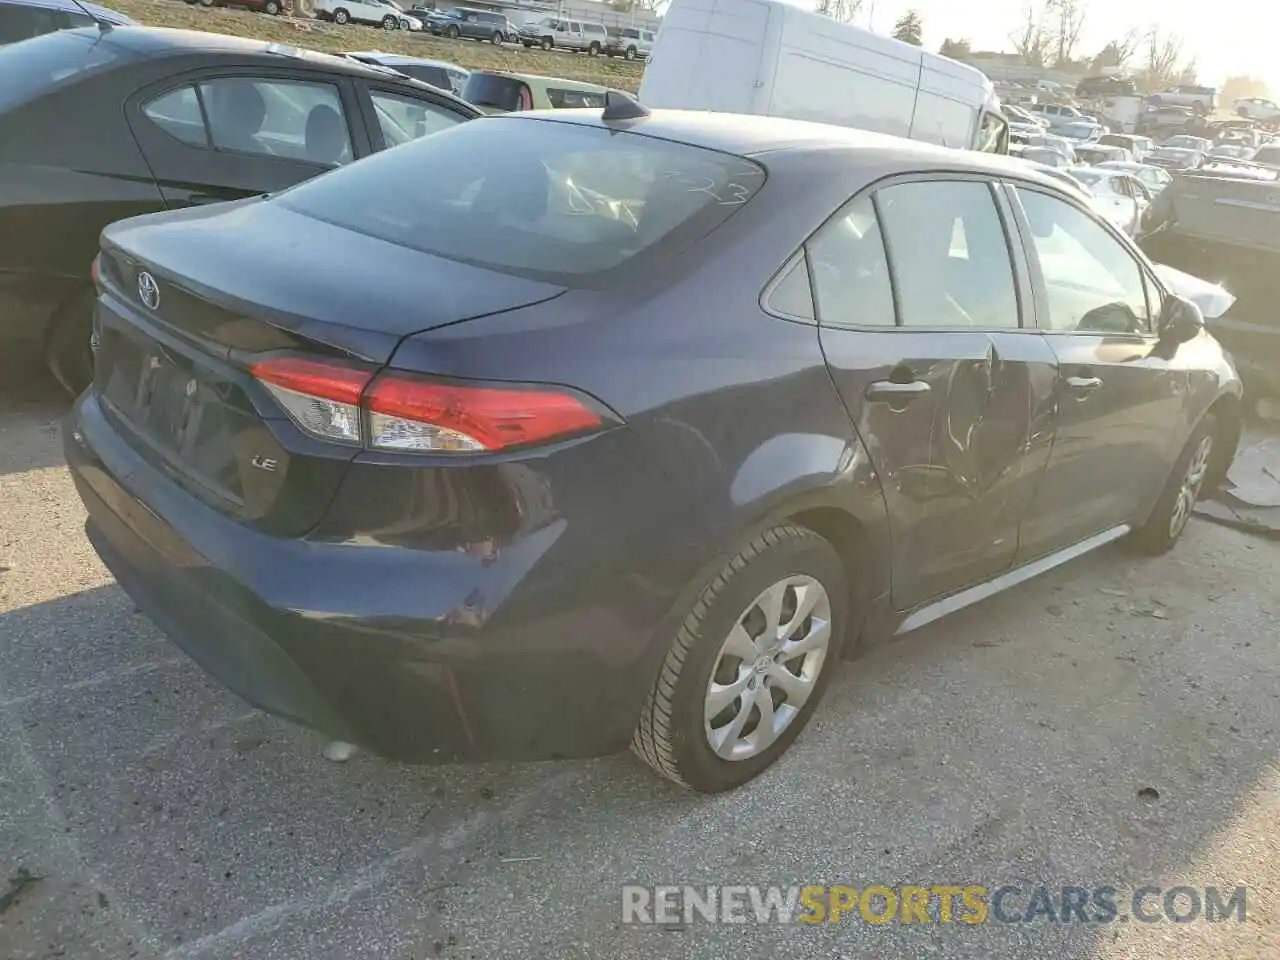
[637,0,772,113]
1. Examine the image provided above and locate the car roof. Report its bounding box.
[56,25,452,82]
[1097,161,1165,173]
[346,50,467,71]
[519,108,1078,190]
[4,0,131,22]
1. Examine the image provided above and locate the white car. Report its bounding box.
[315,0,418,30]
[1235,97,1280,122]
[1067,166,1151,235]
[1074,143,1135,166]
[1096,160,1173,196]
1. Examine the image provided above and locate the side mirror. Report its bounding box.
[1157,294,1205,345]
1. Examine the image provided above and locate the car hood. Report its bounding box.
[1152,263,1236,320]
[100,195,566,363]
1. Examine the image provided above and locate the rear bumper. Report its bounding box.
[66,391,666,762]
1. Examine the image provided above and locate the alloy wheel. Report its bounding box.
[1168,434,1213,538]
[704,576,832,762]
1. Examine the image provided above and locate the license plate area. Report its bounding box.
[96,309,253,509]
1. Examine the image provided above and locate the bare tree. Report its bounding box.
[1009,3,1050,66]
[815,0,863,23]
[1042,0,1087,66]
[1140,26,1186,89]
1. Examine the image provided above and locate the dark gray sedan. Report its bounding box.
[67,101,1243,793]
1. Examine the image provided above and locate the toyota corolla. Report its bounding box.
[67,101,1242,792]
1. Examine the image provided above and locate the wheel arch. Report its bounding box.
[1204,391,1243,489]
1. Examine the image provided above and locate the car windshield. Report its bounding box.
[0,28,129,113]
[275,118,766,283]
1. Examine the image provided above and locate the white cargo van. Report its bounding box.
[638,0,1008,153]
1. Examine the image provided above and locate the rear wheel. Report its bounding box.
[45,288,95,397]
[332,7,349,23]
[588,40,601,56]
[264,0,280,12]
[632,525,848,792]
[540,36,552,50]
[1131,415,1217,554]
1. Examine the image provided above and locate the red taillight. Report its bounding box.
[90,255,101,289]
[365,373,603,452]
[251,356,373,406]
[250,356,609,453]
[251,356,375,446]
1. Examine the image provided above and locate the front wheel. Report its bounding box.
[444,23,459,38]
[1131,415,1217,554]
[587,40,601,56]
[491,30,503,43]
[264,0,280,12]
[632,525,848,792]
[382,14,398,28]
[332,7,349,23]
[625,45,637,60]
[540,36,552,50]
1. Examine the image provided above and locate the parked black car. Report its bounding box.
[0,26,479,393]
[67,104,1242,793]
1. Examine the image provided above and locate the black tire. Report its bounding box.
[625,45,637,60]
[1131,414,1217,555]
[491,30,503,43]
[445,23,459,38]
[540,36,552,50]
[198,0,214,7]
[631,524,849,792]
[264,0,280,12]
[382,14,398,29]
[45,288,95,397]
[588,40,601,56]
[333,7,349,23]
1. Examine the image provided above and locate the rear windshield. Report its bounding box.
[276,117,765,283]
[462,72,528,112]
[0,28,128,113]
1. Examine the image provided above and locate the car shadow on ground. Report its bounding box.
[2,521,1278,959]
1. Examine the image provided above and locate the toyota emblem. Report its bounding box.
[137,271,160,311]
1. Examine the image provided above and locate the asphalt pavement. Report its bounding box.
[2,364,1278,960]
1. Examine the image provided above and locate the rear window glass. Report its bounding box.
[0,28,127,112]
[462,73,528,112]
[276,117,765,283]
[545,87,606,109]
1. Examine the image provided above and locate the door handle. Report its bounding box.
[865,379,931,403]
[1064,375,1103,394]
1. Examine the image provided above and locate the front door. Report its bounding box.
[126,69,372,208]
[1007,183,1186,559]
[810,178,1058,610]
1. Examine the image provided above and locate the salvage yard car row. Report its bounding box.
[0,0,1255,794]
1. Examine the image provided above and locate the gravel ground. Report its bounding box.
[1,364,1278,960]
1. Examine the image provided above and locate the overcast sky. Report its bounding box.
[810,0,1277,90]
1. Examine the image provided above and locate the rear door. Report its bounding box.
[811,176,1059,610]
[1006,182,1185,558]
[127,67,374,207]
[353,81,475,150]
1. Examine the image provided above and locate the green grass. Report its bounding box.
[108,0,644,91]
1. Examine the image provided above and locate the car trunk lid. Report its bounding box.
[93,197,566,536]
